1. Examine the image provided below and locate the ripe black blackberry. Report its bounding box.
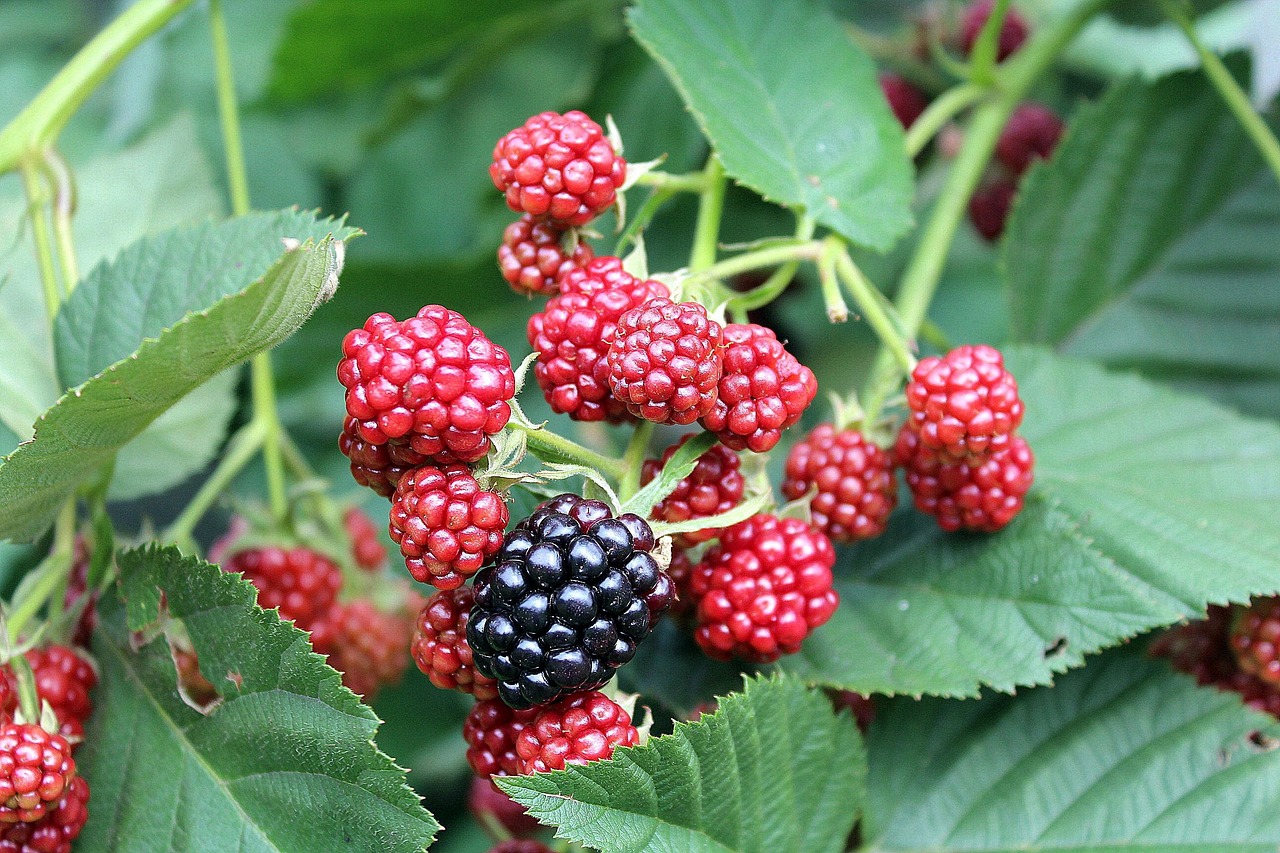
[467,494,673,709]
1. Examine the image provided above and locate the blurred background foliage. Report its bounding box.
[0,0,1275,848]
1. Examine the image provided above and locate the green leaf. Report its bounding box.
[500,675,863,853]
[627,0,913,251]
[77,546,438,852]
[782,347,1280,697]
[863,649,1280,852]
[0,225,353,542]
[1004,69,1280,418]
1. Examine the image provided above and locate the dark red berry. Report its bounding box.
[314,599,414,701]
[880,73,929,129]
[60,537,95,648]
[0,774,88,853]
[699,323,818,453]
[463,698,538,780]
[344,507,387,571]
[828,690,876,732]
[605,298,724,425]
[1231,598,1280,686]
[968,178,1017,242]
[467,495,671,709]
[412,587,498,699]
[498,214,594,296]
[641,436,744,546]
[515,690,639,774]
[527,256,669,423]
[24,648,95,747]
[995,103,1064,176]
[959,0,1029,61]
[905,344,1023,463]
[486,841,553,853]
[468,775,540,838]
[782,425,897,542]
[667,548,696,616]
[338,417,428,498]
[895,425,1034,532]
[0,725,75,824]
[338,306,516,465]
[389,465,509,590]
[490,111,626,227]
[223,546,343,631]
[689,515,839,663]
[1151,605,1237,687]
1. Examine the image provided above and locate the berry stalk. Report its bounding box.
[17,162,61,322]
[903,82,984,158]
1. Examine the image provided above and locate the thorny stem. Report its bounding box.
[512,422,628,483]
[18,162,61,321]
[1161,0,1280,189]
[859,0,1116,425]
[904,83,985,158]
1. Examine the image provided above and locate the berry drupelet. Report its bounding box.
[995,103,1065,176]
[904,344,1024,463]
[527,256,669,423]
[880,73,929,129]
[783,425,897,543]
[388,464,509,590]
[690,515,839,663]
[467,495,673,709]
[338,305,516,465]
[223,546,343,632]
[1230,597,1280,686]
[0,724,75,824]
[895,425,1034,532]
[498,213,594,297]
[338,416,428,498]
[463,698,538,781]
[490,110,626,227]
[515,690,639,774]
[640,436,745,546]
[344,506,387,571]
[412,587,498,699]
[0,774,88,853]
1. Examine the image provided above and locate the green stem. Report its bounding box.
[251,357,289,524]
[618,421,654,501]
[11,658,40,723]
[44,151,80,293]
[7,501,75,643]
[834,245,916,373]
[684,240,821,292]
[634,169,710,194]
[0,0,198,173]
[859,0,1114,424]
[18,162,61,322]
[967,0,1013,84]
[1161,0,1280,188]
[904,83,985,158]
[163,418,267,549]
[730,214,817,312]
[614,188,674,257]
[919,317,954,352]
[511,422,628,483]
[818,240,848,323]
[688,155,726,273]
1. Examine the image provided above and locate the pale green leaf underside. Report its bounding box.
[627,0,913,251]
[77,546,437,852]
[501,676,863,853]
[782,347,1280,697]
[0,230,349,542]
[864,649,1280,852]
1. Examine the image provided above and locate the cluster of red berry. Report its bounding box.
[0,605,96,852]
[1152,599,1280,718]
[879,0,1065,240]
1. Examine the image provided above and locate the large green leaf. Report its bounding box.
[0,222,353,542]
[77,546,437,852]
[627,0,913,251]
[863,649,1280,852]
[1003,70,1280,418]
[782,347,1280,697]
[501,676,863,853]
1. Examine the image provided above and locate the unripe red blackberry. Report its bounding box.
[315,600,413,701]
[463,698,538,780]
[338,306,516,465]
[895,425,1034,532]
[24,648,95,746]
[527,257,669,423]
[995,103,1064,176]
[968,178,1017,242]
[667,548,696,617]
[0,725,75,824]
[412,587,498,699]
[0,774,88,852]
[389,465,509,590]
[1150,605,1237,687]
[880,73,929,129]
[498,214,594,297]
[1230,598,1280,686]
[468,775,540,838]
[61,536,95,648]
[515,690,639,774]
[640,436,744,546]
[467,495,672,709]
[690,515,839,663]
[223,546,343,631]
[605,298,724,425]
[699,324,818,453]
[905,344,1023,463]
[344,506,387,571]
[829,690,877,732]
[782,425,897,542]
[490,111,626,227]
[338,417,427,498]
[959,0,1029,60]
